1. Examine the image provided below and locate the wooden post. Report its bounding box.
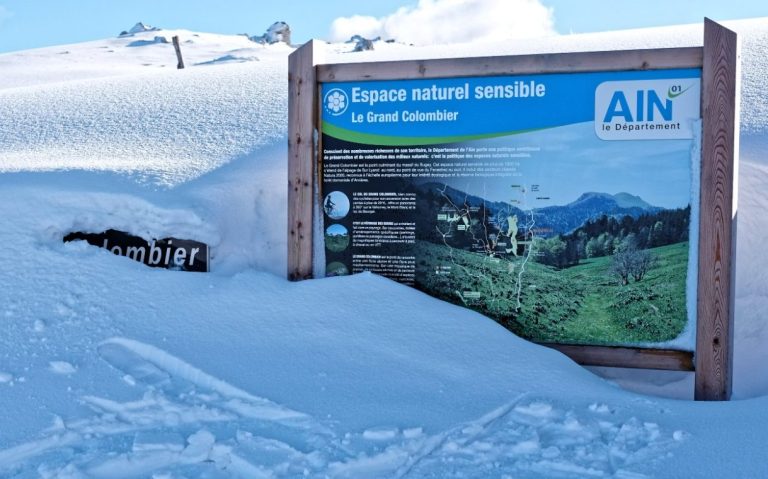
[287,40,320,280]
[695,19,740,401]
[172,36,185,69]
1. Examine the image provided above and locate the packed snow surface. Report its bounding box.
[1,18,768,477]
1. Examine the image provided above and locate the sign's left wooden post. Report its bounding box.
[288,41,320,280]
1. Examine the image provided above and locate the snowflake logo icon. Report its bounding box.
[324,88,349,116]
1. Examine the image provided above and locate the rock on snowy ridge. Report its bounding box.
[120,22,161,36]
[249,21,291,45]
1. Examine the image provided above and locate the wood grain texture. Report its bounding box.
[695,19,740,401]
[318,47,703,82]
[287,41,319,281]
[541,344,694,371]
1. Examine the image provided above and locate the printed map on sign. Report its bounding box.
[321,69,701,347]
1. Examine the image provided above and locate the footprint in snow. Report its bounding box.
[49,361,77,374]
[0,337,341,478]
[328,397,685,479]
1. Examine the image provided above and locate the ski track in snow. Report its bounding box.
[0,338,682,478]
[0,337,334,477]
[328,399,682,479]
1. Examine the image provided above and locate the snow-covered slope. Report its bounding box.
[1,18,768,477]
[0,29,290,90]
[0,29,290,187]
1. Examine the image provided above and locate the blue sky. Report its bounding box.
[0,0,765,53]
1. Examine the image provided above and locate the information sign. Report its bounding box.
[320,69,701,346]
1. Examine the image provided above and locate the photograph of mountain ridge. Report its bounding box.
[413,182,690,346]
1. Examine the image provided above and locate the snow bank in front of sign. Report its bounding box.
[1,173,765,476]
[0,175,689,476]
[1,175,768,476]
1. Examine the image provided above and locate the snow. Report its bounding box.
[1,17,768,477]
[0,38,288,187]
[49,361,77,375]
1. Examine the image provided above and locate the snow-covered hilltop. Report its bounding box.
[1,17,768,478]
[0,21,301,94]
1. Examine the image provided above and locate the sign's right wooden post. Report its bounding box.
[695,19,740,401]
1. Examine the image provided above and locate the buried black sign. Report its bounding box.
[64,229,209,272]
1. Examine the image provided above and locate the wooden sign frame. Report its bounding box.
[288,19,739,400]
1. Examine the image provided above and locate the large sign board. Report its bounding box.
[320,69,700,349]
[288,19,739,400]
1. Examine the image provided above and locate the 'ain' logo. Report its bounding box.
[603,90,672,122]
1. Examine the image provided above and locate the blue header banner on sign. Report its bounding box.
[321,69,701,145]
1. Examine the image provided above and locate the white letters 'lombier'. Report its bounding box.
[102,238,202,268]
